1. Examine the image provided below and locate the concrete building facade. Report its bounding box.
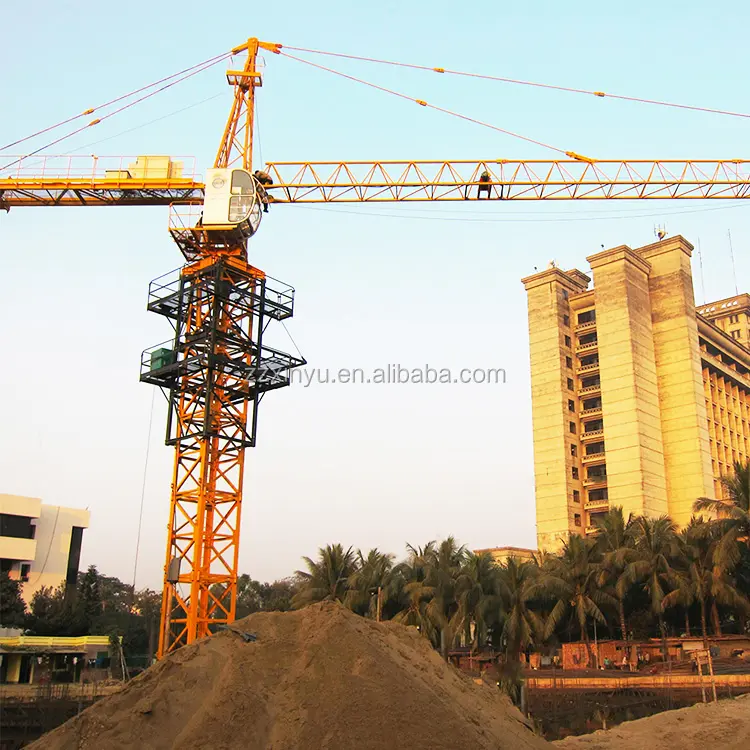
[0,494,90,602]
[522,236,750,550]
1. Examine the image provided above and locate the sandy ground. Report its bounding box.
[28,603,548,750]
[554,693,750,750]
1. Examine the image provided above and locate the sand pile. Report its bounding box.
[30,602,549,750]
[554,693,750,750]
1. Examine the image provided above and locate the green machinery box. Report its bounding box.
[150,348,174,371]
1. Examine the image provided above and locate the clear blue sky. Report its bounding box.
[1,1,748,589]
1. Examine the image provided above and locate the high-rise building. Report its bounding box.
[522,236,750,551]
[0,494,90,602]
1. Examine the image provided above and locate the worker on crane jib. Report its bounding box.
[254,170,273,213]
[477,170,492,199]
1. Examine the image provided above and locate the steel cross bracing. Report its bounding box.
[140,257,303,655]
[3,158,750,208]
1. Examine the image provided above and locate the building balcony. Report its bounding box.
[578,383,601,395]
[0,536,37,562]
[584,525,602,536]
[581,428,604,441]
[582,451,606,464]
[577,361,600,374]
[580,406,603,418]
[576,340,598,353]
[585,498,610,511]
[583,475,608,488]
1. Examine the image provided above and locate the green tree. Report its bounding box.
[495,557,543,661]
[595,507,637,642]
[421,537,469,659]
[26,581,86,636]
[258,579,297,612]
[623,515,680,661]
[0,571,26,628]
[391,542,437,643]
[345,549,396,619]
[539,535,614,667]
[664,519,750,645]
[292,544,358,608]
[695,460,750,570]
[453,551,500,650]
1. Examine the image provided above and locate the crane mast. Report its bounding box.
[139,38,303,657]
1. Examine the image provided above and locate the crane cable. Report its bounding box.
[277,51,578,158]
[0,53,232,173]
[280,45,750,121]
[1,51,233,153]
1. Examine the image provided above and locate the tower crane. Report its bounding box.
[1,38,749,658]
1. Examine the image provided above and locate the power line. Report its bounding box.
[278,51,576,158]
[132,389,156,593]
[1,51,232,152]
[295,201,750,225]
[281,44,750,121]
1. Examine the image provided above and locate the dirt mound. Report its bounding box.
[554,693,750,750]
[30,602,549,750]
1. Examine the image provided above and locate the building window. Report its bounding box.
[567,378,574,390]
[564,335,572,348]
[572,467,579,479]
[578,310,596,325]
[731,330,740,340]
[569,421,576,434]
[568,399,575,412]
[563,314,570,327]
[566,356,573,369]
[729,314,739,324]
[579,332,598,346]
[20,564,31,582]
[570,444,577,457]
[573,489,580,503]
[0,514,35,540]
[586,441,605,455]
[562,289,569,300]
[574,514,582,527]
[581,375,601,389]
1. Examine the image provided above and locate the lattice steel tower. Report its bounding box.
[139,39,303,657]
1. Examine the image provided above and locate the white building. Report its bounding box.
[0,494,90,603]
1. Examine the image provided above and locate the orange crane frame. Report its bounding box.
[1,38,749,658]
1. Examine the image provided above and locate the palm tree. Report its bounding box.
[538,535,615,668]
[291,543,358,608]
[622,515,680,661]
[695,460,750,570]
[663,518,750,647]
[453,551,500,651]
[344,548,396,619]
[595,507,637,643]
[495,557,544,662]
[392,542,438,643]
[392,538,467,658]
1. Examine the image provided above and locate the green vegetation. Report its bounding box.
[11,462,750,672]
[290,463,750,665]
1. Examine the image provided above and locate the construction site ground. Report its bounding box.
[554,692,750,750]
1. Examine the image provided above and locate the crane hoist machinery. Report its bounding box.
[1,37,749,658]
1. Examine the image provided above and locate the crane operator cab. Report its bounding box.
[200,168,268,241]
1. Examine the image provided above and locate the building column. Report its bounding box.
[588,247,668,519]
[638,237,715,524]
[522,267,588,550]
